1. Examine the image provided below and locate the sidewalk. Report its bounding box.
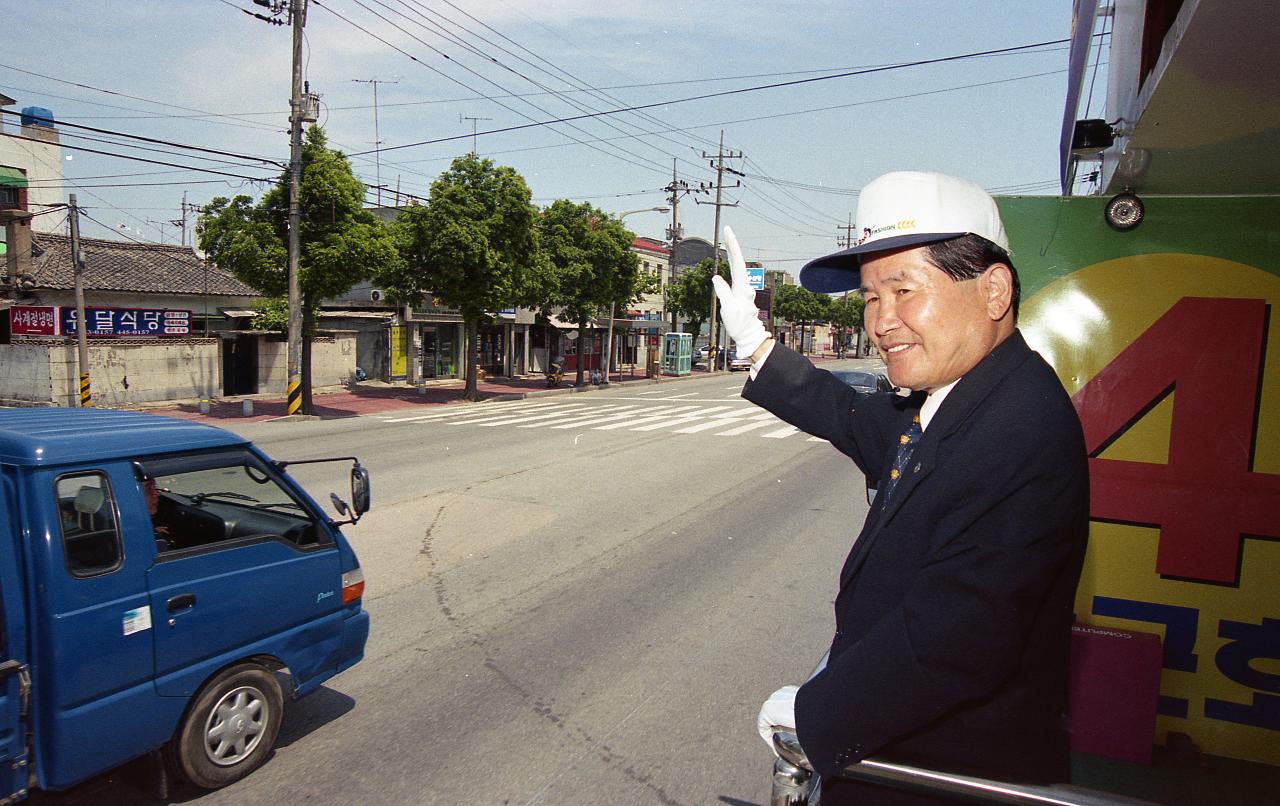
[136,354,847,424]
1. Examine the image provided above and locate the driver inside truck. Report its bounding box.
[139,471,174,550]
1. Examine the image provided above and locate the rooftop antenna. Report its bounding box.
[352,77,400,207]
[460,114,492,155]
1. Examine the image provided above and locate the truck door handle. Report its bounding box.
[166,593,196,612]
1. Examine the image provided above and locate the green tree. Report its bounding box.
[666,258,726,357]
[199,126,402,412]
[773,284,829,354]
[538,200,641,387]
[827,293,865,356]
[382,153,542,400]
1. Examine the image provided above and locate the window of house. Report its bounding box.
[56,472,123,577]
[140,449,326,556]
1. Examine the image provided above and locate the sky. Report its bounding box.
[2,0,1098,274]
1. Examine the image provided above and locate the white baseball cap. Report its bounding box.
[799,171,1009,293]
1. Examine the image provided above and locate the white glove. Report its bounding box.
[757,684,799,752]
[712,226,770,358]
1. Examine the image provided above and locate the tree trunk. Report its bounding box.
[301,293,315,414]
[462,316,480,401]
[575,321,587,387]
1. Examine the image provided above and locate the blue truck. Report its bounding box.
[0,409,371,798]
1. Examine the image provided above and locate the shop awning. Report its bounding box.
[546,314,599,330]
[594,318,670,333]
[219,308,258,319]
[0,167,28,188]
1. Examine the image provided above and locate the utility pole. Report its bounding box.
[68,195,91,407]
[837,212,856,249]
[663,159,709,333]
[460,114,493,155]
[697,131,743,372]
[352,77,399,207]
[171,191,201,248]
[287,0,307,416]
[145,219,172,244]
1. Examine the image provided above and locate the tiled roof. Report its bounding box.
[29,234,260,297]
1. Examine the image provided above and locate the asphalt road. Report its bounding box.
[35,362,879,806]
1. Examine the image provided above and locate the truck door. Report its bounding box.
[139,449,344,697]
[0,474,30,801]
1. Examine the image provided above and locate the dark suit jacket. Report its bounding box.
[744,331,1088,804]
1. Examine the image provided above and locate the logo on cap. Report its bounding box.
[858,219,918,246]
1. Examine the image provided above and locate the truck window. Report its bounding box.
[139,450,324,556]
[55,473,123,577]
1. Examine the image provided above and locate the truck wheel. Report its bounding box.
[171,663,284,789]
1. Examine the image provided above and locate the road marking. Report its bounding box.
[445,402,582,425]
[659,392,700,399]
[715,416,782,436]
[629,405,734,431]
[706,406,752,419]
[469,405,595,427]
[762,425,801,439]
[589,405,704,430]
[381,399,535,422]
[531,405,640,428]
[673,418,754,433]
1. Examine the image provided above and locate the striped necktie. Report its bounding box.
[881,415,922,504]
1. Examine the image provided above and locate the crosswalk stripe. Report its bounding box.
[631,415,707,431]
[715,418,783,436]
[590,405,704,430]
[540,406,642,428]
[710,407,760,418]
[445,403,582,426]
[673,418,750,433]
[762,425,801,439]
[377,399,820,441]
[381,401,527,422]
[471,406,595,427]
[628,405,734,432]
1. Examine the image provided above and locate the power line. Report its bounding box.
[0,108,284,167]
[314,0,675,177]
[393,0,719,171]
[345,36,1075,158]
[0,131,276,184]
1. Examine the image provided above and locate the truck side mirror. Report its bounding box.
[350,463,371,515]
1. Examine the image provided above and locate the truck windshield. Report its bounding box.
[139,450,323,553]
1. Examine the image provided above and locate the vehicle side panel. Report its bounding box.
[28,462,173,789]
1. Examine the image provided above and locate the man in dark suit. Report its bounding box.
[713,172,1089,804]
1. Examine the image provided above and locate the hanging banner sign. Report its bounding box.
[59,306,192,337]
[9,305,61,336]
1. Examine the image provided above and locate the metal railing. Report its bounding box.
[771,733,1160,806]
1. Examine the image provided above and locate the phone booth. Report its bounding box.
[661,332,692,376]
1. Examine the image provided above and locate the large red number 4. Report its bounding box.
[1072,297,1280,584]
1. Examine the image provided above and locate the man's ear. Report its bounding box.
[984,263,1014,321]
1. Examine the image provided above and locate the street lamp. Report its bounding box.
[605,206,670,384]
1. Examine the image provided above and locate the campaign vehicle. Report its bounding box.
[0,409,371,799]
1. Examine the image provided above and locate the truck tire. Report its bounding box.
[170,663,284,789]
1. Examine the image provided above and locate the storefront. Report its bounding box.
[406,302,465,381]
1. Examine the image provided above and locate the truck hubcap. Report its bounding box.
[204,685,268,766]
